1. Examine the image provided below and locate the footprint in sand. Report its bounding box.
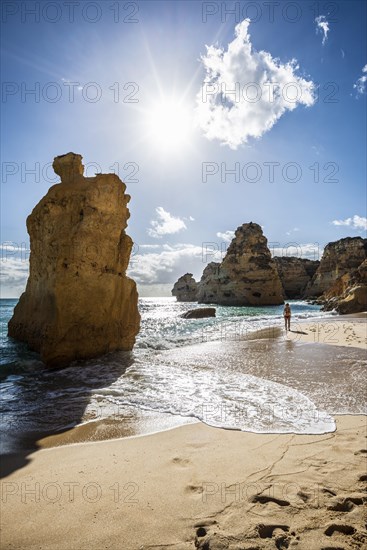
[327,494,366,512]
[171,456,191,467]
[354,449,367,455]
[257,524,289,538]
[321,487,338,497]
[185,484,203,495]
[324,523,356,536]
[196,526,207,537]
[193,523,222,550]
[250,494,290,507]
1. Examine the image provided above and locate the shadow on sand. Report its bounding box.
[0,344,134,478]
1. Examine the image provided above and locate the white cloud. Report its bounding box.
[128,243,219,284]
[353,64,367,96]
[216,230,235,243]
[315,15,330,45]
[332,215,367,230]
[147,207,187,238]
[195,19,315,150]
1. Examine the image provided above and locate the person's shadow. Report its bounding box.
[0,346,134,478]
[288,329,308,335]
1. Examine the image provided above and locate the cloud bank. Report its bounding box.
[195,19,315,149]
[128,243,217,284]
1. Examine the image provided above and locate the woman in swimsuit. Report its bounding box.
[283,303,291,331]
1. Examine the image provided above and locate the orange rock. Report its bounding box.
[8,153,140,367]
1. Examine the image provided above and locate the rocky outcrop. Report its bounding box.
[8,152,140,367]
[171,273,198,302]
[305,237,367,297]
[181,307,216,319]
[198,223,284,306]
[274,257,320,299]
[322,259,367,314]
[197,262,221,304]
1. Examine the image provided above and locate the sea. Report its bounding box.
[1,298,366,452]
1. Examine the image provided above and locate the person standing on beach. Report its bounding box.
[283,303,291,331]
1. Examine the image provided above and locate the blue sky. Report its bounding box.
[1,0,366,297]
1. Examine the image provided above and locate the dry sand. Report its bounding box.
[1,318,366,550]
[1,417,366,550]
[285,319,367,350]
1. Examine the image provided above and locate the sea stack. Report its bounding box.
[8,152,140,367]
[171,273,198,302]
[199,223,284,306]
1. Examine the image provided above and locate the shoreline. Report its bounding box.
[1,415,366,550]
[1,315,364,454]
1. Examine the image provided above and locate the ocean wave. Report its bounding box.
[81,358,336,434]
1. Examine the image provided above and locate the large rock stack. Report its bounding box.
[171,273,198,302]
[8,153,140,367]
[197,223,284,306]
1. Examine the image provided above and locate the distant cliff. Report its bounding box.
[171,273,198,302]
[274,257,320,299]
[305,237,367,297]
[322,259,367,314]
[8,152,140,367]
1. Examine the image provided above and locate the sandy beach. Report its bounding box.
[1,416,366,550]
[287,318,367,350]
[1,317,366,550]
[2,1,366,547]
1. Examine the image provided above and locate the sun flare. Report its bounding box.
[144,99,193,154]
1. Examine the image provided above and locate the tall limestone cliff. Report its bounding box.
[322,259,367,314]
[274,257,320,299]
[8,153,140,367]
[171,273,198,302]
[198,223,284,306]
[305,237,367,297]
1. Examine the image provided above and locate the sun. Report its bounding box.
[144,98,194,154]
